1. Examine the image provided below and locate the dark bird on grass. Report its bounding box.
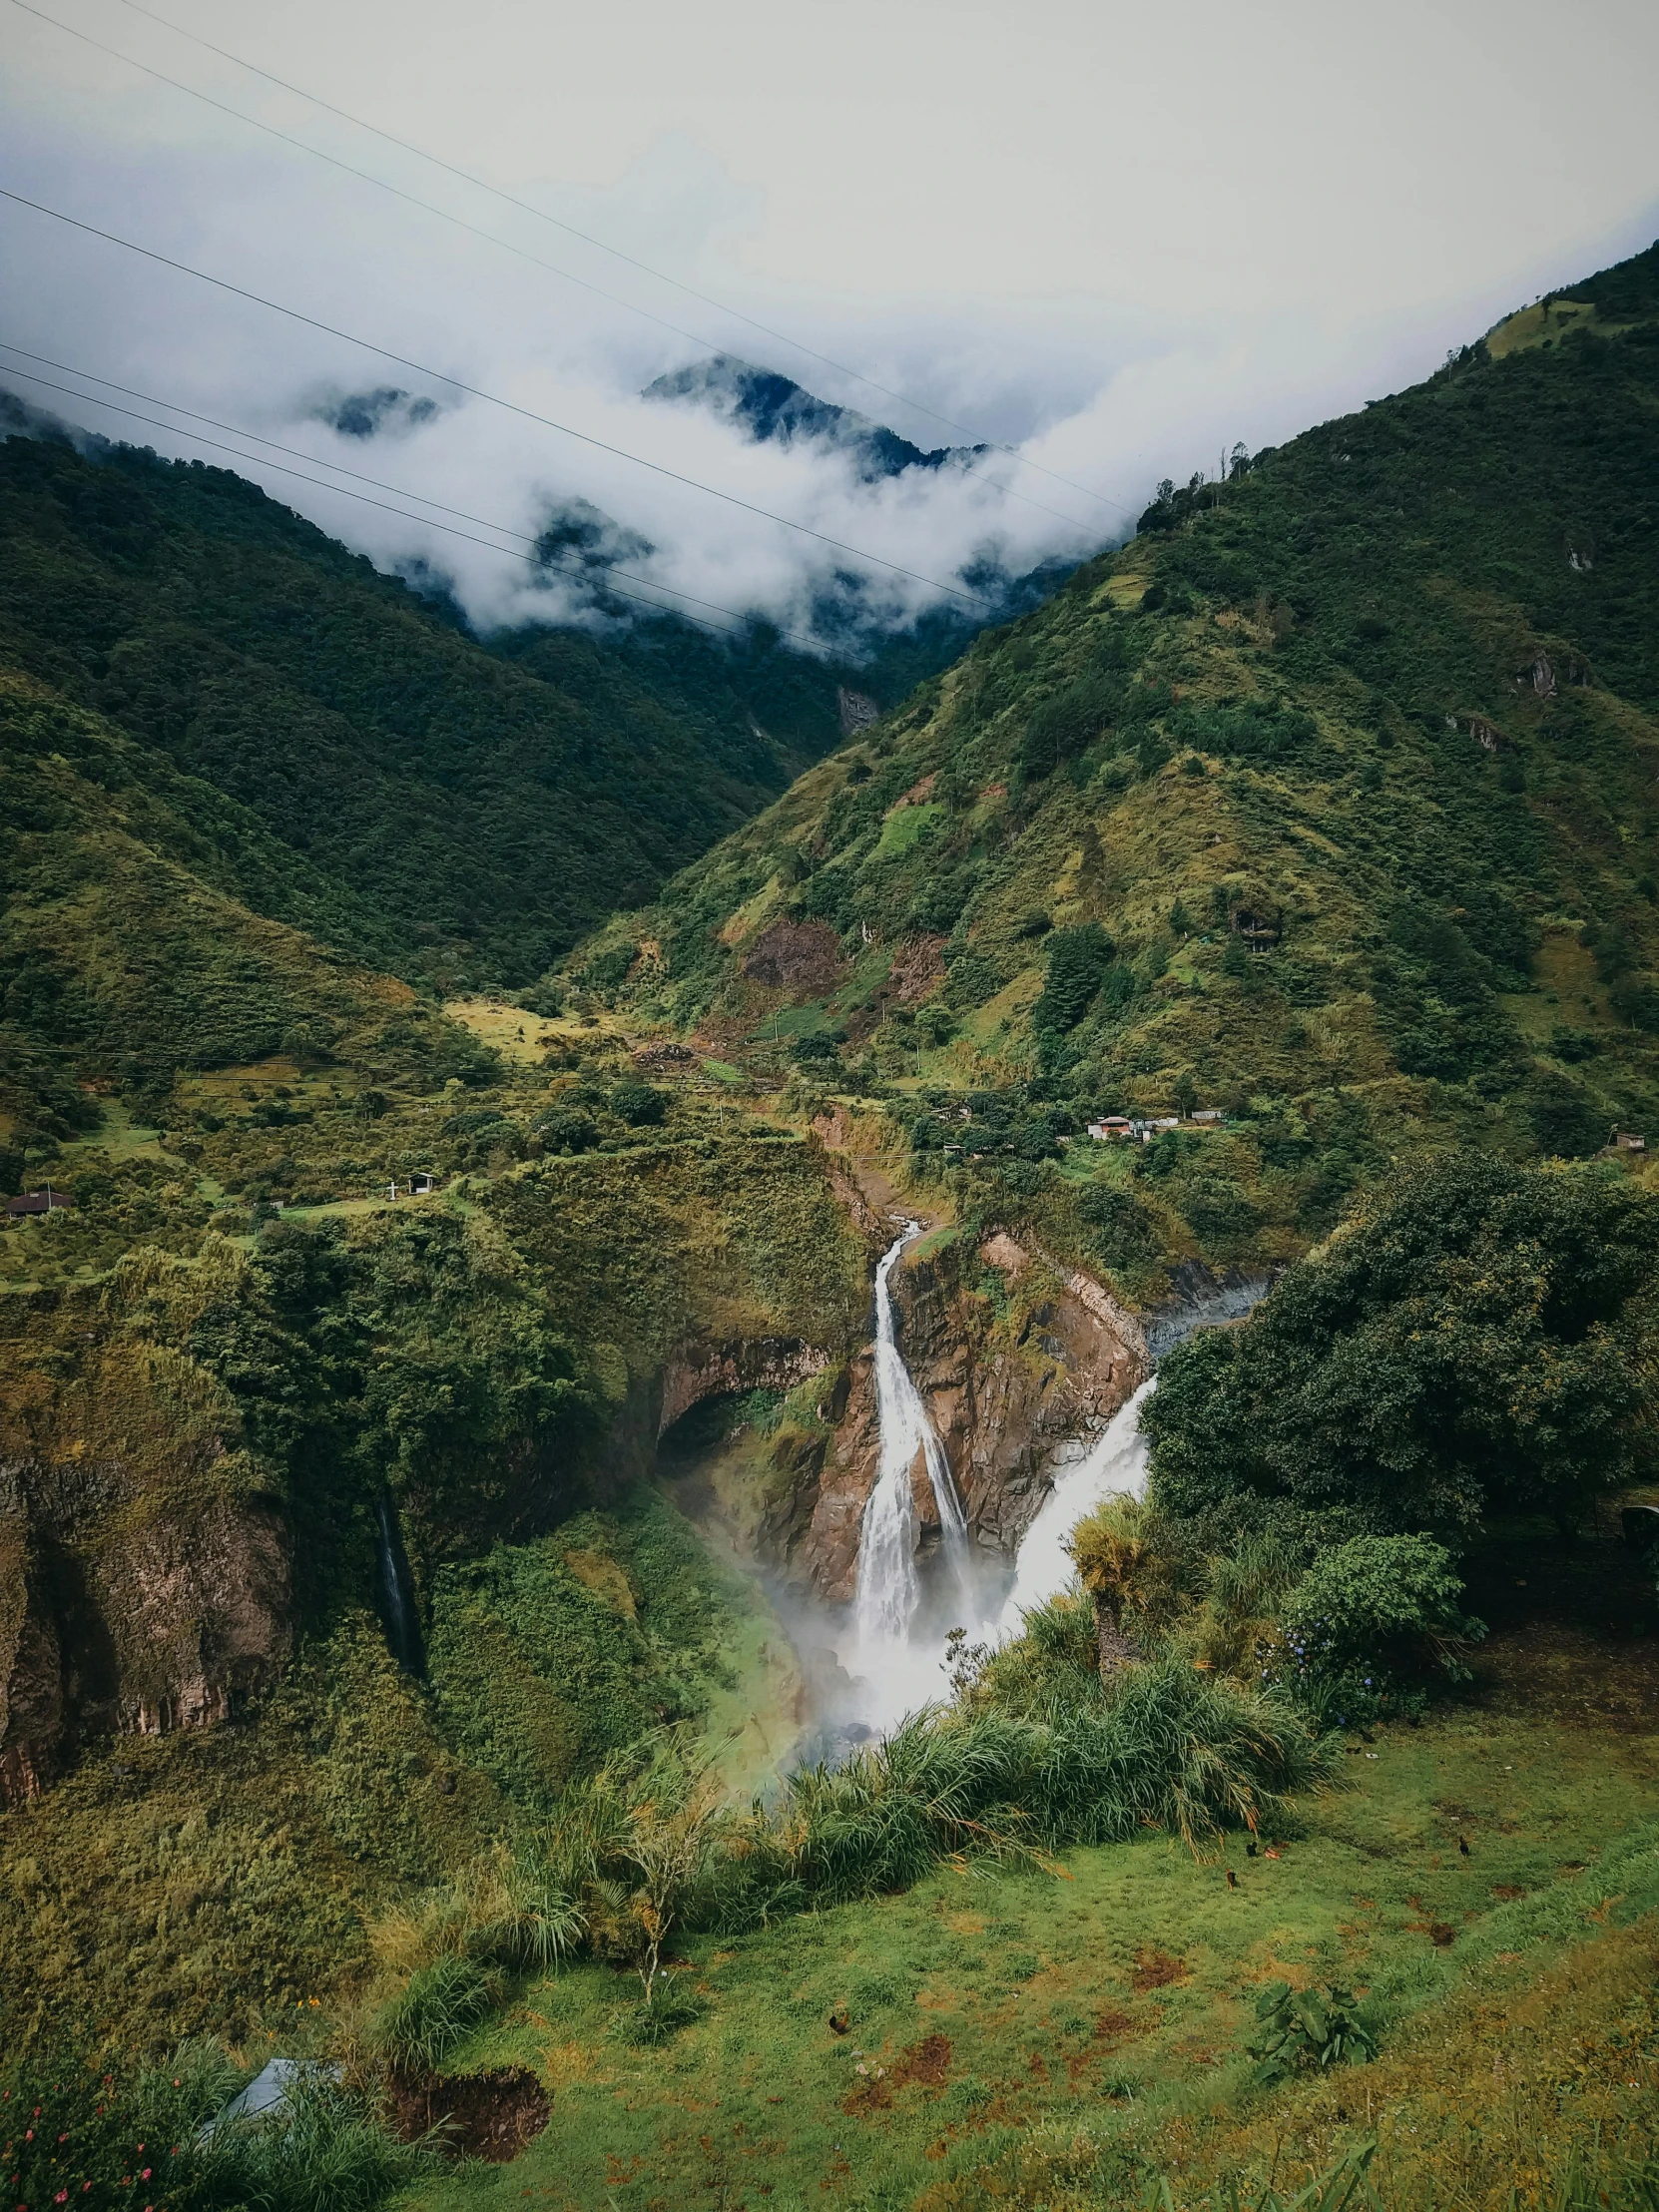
[830,2006,849,2035]
[1246,1842,1259,1857]
[1458,1835,1470,1856]
[1226,1869,1238,1889]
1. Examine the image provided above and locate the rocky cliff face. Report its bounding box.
[0,1255,294,1808]
[0,1447,290,1808]
[763,1227,1147,1602]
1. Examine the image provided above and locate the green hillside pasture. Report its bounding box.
[404,1642,1659,2211]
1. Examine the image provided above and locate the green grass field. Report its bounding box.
[399,1628,1659,2211]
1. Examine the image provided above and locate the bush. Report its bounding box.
[1279,1533,1484,1691]
[608,1080,666,1126]
[1245,1979,1378,2083]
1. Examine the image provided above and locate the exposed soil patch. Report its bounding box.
[893,2034,952,2089]
[387,2067,550,2161]
[840,2072,894,2116]
[1094,2006,1137,2044]
[1131,1947,1189,1992]
[740,918,844,995]
[887,934,948,1005]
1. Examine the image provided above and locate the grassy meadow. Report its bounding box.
[398,1617,1659,2212]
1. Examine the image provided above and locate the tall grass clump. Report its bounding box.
[367,1953,500,2072]
[508,1653,1334,1964]
[771,1659,1331,1892]
[203,2066,437,2212]
[0,2040,428,2212]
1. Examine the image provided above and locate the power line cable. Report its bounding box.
[0,358,831,642]
[0,185,1000,609]
[5,0,1102,538]
[0,337,831,643]
[96,0,1135,519]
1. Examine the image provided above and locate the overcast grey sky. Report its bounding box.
[4,0,1657,642]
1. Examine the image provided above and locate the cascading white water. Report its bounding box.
[996,1375,1157,1634]
[852,1225,975,1656]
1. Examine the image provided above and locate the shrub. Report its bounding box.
[1279,1533,1485,1691]
[608,1080,666,1127]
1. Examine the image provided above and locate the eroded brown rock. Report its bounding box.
[657,1337,830,1436]
[0,1455,289,1806]
[780,1230,1147,1598]
[740,917,845,995]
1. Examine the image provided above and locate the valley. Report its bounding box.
[3,236,1659,2212]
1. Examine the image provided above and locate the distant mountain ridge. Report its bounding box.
[643,353,983,482]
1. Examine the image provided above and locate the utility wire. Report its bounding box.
[0,186,1001,609]
[96,0,1134,519]
[0,359,749,632]
[6,0,1102,539]
[0,360,848,642]
[0,337,830,644]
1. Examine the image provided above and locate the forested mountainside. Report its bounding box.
[0,420,1018,1004]
[576,239,1659,1287]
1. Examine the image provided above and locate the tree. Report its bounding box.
[1033,923,1116,1036]
[1143,1156,1659,1538]
[1067,1495,1156,1676]
[609,1080,667,1126]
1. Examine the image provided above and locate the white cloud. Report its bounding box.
[2,0,1656,646]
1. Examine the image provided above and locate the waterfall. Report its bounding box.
[853,1226,973,1653]
[997,1375,1157,1634]
[376,1493,424,1674]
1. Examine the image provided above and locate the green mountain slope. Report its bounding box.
[0,658,499,1177]
[0,426,890,993]
[583,239,1659,1278]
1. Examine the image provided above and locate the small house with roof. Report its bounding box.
[6,1189,73,1218]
